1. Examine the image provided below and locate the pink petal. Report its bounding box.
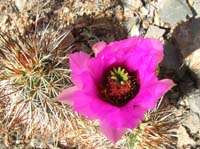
[97,37,163,75]
[100,121,126,143]
[103,36,139,53]
[148,38,164,63]
[125,51,162,85]
[57,86,78,105]
[79,71,98,96]
[96,37,140,60]
[72,90,118,120]
[124,38,163,68]
[72,91,112,120]
[102,105,145,129]
[132,79,175,109]
[136,38,163,64]
[92,41,107,56]
[73,91,96,119]
[69,52,90,87]
[87,56,116,82]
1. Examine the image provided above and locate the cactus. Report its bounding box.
[0,29,73,147]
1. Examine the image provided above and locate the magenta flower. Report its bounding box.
[57,37,174,142]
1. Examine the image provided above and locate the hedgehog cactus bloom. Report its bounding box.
[57,37,174,142]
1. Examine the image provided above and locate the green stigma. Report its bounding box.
[110,67,129,84]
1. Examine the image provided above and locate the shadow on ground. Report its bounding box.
[159,17,200,106]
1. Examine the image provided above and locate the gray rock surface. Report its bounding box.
[158,0,193,25]
[185,49,200,87]
[121,0,142,10]
[177,125,196,148]
[187,89,200,116]
[145,3,155,18]
[193,0,200,18]
[15,0,27,11]
[145,25,165,39]
[183,112,200,134]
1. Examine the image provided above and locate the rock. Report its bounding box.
[183,112,200,134]
[197,132,200,145]
[185,49,200,86]
[186,89,200,116]
[121,0,143,10]
[145,25,165,39]
[124,17,140,36]
[193,0,200,18]
[130,24,140,36]
[158,0,193,25]
[15,0,27,11]
[188,0,195,5]
[0,15,8,31]
[145,2,156,18]
[177,125,196,148]
[140,7,149,16]
[154,11,160,26]
[142,19,150,29]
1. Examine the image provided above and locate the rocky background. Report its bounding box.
[0,0,200,148]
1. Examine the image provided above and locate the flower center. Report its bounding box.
[99,66,140,107]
